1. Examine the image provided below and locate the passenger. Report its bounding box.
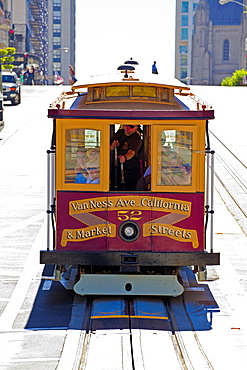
[152,61,158,74]
[86,159,100,184]
[86,147,100,161]
[135,165,151,191]
[75,148,89,183]
[110,125,142,191]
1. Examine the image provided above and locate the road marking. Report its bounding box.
[184,287,205,292]
[42,280,53,290]
[90,315,169,320]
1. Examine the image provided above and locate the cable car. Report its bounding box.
[40,63,219,296]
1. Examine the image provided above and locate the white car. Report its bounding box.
[2,71,21,105]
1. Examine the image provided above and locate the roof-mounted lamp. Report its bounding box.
[117,64,135,78]
[124,58,139,65]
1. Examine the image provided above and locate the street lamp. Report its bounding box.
[219,0,247,10]
[43,47,69,85]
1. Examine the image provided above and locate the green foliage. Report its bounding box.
[221,69,247,86]
[0,49,8,57]
[4,47,16,55]
[0,47,16,69]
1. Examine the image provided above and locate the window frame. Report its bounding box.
[56,119,110,191]
[223,39,230,62]
[151,123,205,193]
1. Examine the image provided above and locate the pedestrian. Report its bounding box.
[29,65,35,85]
[69,65,77,85]
[54,73,64,85]
[152,61,158,74]
[24,66,31,85]
[110,125,143,191]
[20,73,25,84]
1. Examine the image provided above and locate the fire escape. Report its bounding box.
[28,0,48,74]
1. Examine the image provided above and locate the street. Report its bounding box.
[0,85,247,369]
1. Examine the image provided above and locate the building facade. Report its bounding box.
[191,0,247,85]
[2,0,75,84]
[175,0,247,85]
[0,0,11,48]
[175,0,199,84]
[47,0,75,84]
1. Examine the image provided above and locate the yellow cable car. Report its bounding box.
[40,63,219,296]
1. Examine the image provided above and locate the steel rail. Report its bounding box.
[209,132,247,230]
[209,130,247,169]
[166,298,214,370]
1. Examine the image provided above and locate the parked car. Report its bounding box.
[2,71,21,105]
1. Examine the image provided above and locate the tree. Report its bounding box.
[221,69,247,86]
[0,47,16,69]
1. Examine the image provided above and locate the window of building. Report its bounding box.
[200,28,206,46]
[193,2,198,11]
[181,1,189,13]
[53,42,61,49]
[180,68,187,79]
[223,39,230,62]
[179,45,188,53]
[53,37,61,44]
[53,49,61,57]
[53,62,61,70]
[53,24,61,36]
[53,3,61,10]
[181,15,188,27]
[180,54,187,66]
[53,16,61,23]
[181,28,188,40]
[53,57,61,63]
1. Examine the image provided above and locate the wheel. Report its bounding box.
[11,93,21,105]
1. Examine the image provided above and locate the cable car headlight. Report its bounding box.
[119,221,140,242]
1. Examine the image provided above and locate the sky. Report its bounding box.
[75,0,176,80]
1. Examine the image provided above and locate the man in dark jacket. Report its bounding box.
[110,125,142,191]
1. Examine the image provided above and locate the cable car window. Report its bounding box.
[132,86,157,97]
[65,128,100,184]
[105,86,130,97]
[157,130,192,186]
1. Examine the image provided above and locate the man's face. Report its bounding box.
[123,125,138,136]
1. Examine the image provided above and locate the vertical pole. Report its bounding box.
[0,60,3,128]
[43,53,46,85]
[47,150,51,251]
[210,151,215,253]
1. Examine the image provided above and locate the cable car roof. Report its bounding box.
[71,71,190,92]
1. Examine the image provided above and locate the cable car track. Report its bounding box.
[166,298,214,370]
[70,296,215,370]
[209,130,247,235]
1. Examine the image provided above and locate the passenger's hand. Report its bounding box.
[110,140,119,150]
[118,155,126,164]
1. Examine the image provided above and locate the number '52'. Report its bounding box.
[117,210,142,221]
